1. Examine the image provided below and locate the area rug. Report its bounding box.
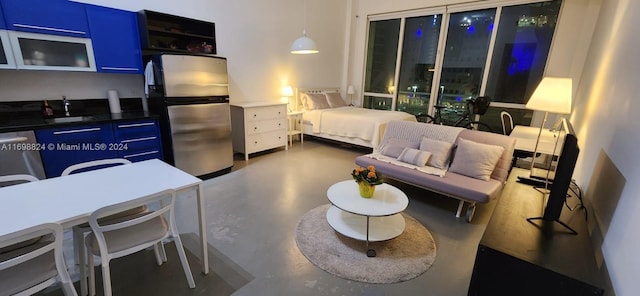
[295,204,436,284]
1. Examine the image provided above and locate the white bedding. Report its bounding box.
[302,106,416,147]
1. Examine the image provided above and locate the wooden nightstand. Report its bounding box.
[287,111,304,147]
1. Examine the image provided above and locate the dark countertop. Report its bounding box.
[0,98,160,133]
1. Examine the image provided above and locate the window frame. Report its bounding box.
[361,0,563,125]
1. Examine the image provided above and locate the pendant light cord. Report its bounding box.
[303,0,308,35]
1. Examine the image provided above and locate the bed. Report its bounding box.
[296,87,417,148]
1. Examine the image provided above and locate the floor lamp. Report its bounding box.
[524,77,572,191]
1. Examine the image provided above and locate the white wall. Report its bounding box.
[570,0,640,294]
[75,0,348,103]
[0,0,347,103]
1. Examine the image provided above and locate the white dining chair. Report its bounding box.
[0,174,39,187]
[500,111,514,136]
[83,189,195,296]
[61,158,167,296]
[61,158,132,176]
[0,223,77,296]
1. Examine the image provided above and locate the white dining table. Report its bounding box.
[0,158,209,274]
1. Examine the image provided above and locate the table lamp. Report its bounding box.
[281,86,294,112]
[525,77,572,189]
[347,85,355,106]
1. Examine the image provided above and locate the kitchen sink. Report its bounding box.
[45,116,95,124]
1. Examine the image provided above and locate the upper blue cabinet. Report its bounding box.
[0,4,6,29]
[0,0,90,38]
[86,5,143,74]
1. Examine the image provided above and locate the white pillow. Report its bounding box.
[449,138,504,181]
[419,137,453,169]
[325,92,347,108]
[397,148,432,167]
[380,138,419,159]
[302,93,330,110]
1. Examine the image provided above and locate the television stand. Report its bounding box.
[526,216,578,235]
[468,170,604,295]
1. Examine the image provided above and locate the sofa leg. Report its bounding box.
[466,203,477,223]
[456,200,465,218]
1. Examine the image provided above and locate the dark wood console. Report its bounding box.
[468,171,604,295]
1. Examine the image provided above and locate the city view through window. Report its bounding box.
[363,0,562,132]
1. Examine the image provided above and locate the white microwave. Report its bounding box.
[7,31,96,72]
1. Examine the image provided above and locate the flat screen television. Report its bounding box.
[527,118,580,234]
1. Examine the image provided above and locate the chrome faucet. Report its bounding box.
[63,96,70,116]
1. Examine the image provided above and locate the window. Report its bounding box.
[362,0,563,132]
[485,0,562,104]
[437,9,495,121]
[396,15,443,116]
[363,19,400,110]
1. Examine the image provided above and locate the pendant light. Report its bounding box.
[291,0,318,54]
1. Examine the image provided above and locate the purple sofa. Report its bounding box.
[355,120,515,222]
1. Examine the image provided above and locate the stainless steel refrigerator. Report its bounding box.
[147,54,233,178]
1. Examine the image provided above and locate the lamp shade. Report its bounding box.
[526,77,572,114]
[290,33,318,54]
[281,86,294,97]
[347,85,355,95]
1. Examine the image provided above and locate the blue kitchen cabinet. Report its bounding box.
[112,119,163,163]
[0,0,90,38]
[86,5,143,74]
[35,123,117,178]
[0,4,5,29]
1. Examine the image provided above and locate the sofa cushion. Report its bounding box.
[397,148,432,166]
[355,155,503,203]
[449,138,504,181]
[419,137,453,169]
[380,138,419,158]
[457,129,515,183]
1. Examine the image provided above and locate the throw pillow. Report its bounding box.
[380,138,419,159]
[397,148,432,167]
[419,137,454,169]
[325,92,347,108]
[449,138,504,181]
[303,93,330,110]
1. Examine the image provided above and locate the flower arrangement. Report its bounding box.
[351,165,383,185]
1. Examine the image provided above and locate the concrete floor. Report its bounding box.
[40,138,503,296]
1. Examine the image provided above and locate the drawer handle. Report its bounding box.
[123,150,159,158]
[13,23,87,35]
[53,127,100,135]
[253,114,257,117]
[121,136,157,143]
[254,141,258,144]
[101,67,140,71]
[254,127,258,130]
[118,122,155,128]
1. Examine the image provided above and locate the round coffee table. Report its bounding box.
[326,180,409,257]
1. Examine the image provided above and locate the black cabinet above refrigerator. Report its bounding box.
[138,10,216,55]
